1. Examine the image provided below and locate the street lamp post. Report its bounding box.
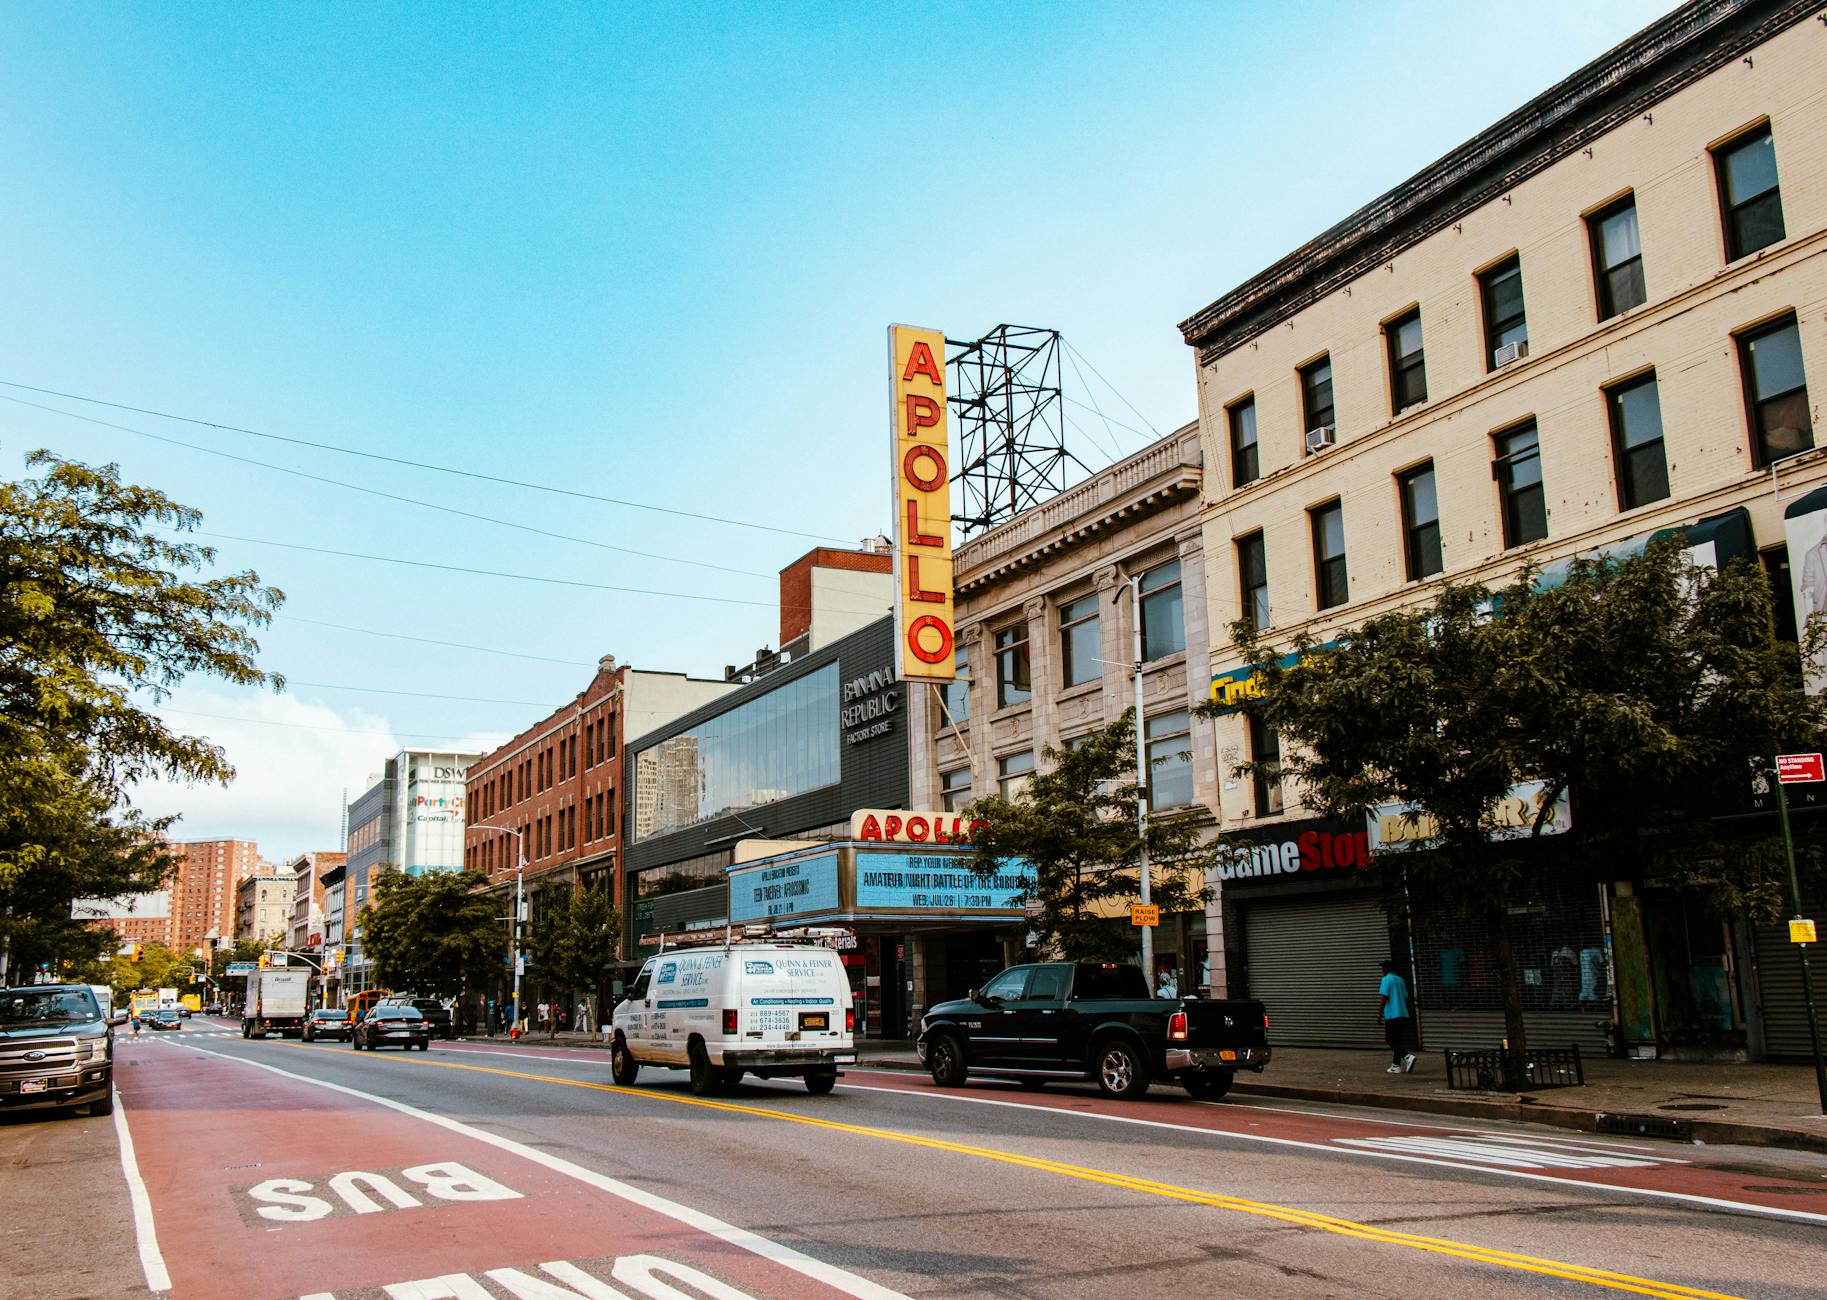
[1113,574,1154,981]
[474,824,528,1033]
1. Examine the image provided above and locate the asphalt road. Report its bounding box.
[10,1016,1826,1300]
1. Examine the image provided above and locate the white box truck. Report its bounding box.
[242,968,311,1039]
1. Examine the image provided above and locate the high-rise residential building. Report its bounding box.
[163,839,270,960]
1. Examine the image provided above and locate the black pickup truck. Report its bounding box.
[916,961,1270,1100]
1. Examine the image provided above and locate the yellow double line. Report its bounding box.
[288,1042,1741,1300]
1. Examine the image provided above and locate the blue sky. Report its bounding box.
[0,1,1669,856]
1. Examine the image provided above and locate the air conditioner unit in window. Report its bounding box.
[1494,339,1529,367]
[1304,424,1337,455]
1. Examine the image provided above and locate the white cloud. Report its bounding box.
[130,691,397,861]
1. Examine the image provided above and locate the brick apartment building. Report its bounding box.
[284,851,344,954]
[165,839,272,959]
[464,656,735,908]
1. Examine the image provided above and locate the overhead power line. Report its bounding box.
[1061,338,1164,440]
[161,706,505,745]
[284,681,552,707]
[275,615,597,668]
[0,392,770,579]
[0,376,852,543]
[196,531,777,607]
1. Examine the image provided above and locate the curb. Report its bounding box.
[1225,1080,1827,1155]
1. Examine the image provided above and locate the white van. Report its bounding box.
[611,940,856,1095]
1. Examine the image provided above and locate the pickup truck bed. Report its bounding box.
[915,961,1270,1101]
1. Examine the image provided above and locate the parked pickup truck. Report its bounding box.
[916,961,1270,1100]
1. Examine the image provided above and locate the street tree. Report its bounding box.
[358,869,505,999]
[1210,538,1823,1074]
[524,884,621,1031]
[967,712,1210,963]
[1,452,283,977]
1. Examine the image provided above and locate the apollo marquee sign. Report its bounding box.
[889,324,955,684]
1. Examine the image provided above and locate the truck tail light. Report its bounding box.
[722,1009,738,1035]
[845,1007,855,1032]
[1167,1010,1187,1042]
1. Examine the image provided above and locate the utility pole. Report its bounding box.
[1772,757,1827,1115]
[475,824,528,1033]
[1114,574,1153,979]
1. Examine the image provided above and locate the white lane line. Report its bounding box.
[112,1088,171,1294]
[830,1082,1827,1227]
[161,1039,907,1300]
[839,1068,1681,1155]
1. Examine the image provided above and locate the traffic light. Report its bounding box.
[129,943,142,961]
[329,949,344,968]
[258,952,270,969]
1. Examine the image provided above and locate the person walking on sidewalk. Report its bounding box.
[1380,960,1416,1074]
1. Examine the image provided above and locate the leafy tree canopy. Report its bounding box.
[1,452,282,977]
[358,868,505,999]
[525,882,621,1002]
[967,711,1209,963]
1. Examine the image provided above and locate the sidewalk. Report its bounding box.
[478,1028,1827,1154]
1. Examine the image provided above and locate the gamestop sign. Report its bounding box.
[889,324,955,683]
[1214,823,1375,883]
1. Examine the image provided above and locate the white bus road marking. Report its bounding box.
[113,1087,172,1294]
[300,1252,768,1300]
[829,1081,1827,1227]
[244,1162,523,1222]
[164,1038,908,1300]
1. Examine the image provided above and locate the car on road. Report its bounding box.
[147,1009,183,1032]
[611,936,856,1096]
[381,996,454,1040]
[0,983,119,1118]
[302,1009,352,1042]
[203,1002,225,1016]
[353,1006,431,1051]
[917,961,1271,1100]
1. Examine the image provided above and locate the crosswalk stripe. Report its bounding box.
[1334,1134,1680,1169]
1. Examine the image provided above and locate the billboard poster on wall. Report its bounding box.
[888,324,955,683]
[1784,485,1827,695]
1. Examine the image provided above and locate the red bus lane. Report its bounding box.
[828,1069,1827,1224]
[114,1042,905,1300]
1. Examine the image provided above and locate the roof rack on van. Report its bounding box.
[654,924,854,952]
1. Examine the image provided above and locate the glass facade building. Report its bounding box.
[633,664,840,841]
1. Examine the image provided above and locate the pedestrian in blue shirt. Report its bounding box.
[1379,959,1416,1073]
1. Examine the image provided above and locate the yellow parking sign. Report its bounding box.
[1791,918,1818,944]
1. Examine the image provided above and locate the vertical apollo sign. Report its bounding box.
[889,325,955,682]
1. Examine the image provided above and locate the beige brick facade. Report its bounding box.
[1188,8,1825,829]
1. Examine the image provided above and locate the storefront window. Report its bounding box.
[632,664,839,840]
